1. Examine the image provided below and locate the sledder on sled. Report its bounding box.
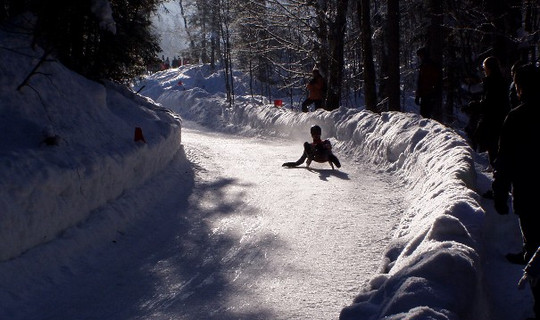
[282,125,341,170]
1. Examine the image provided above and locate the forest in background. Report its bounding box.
[1,0,539,124]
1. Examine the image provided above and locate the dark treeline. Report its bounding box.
[1,0,539,120]
[0,0,163,82]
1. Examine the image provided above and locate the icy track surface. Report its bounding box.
[5,123,404,320]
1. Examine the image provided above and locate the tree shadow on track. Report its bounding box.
[132,159,286,320]
[104,153,284,320]
[0,148,283,320]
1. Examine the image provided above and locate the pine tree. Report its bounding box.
[4,0,163,82]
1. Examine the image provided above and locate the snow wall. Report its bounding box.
[0,31,182,262]
[143,66,487,320]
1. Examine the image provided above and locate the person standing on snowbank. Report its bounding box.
[282,125,341,169]
[492,64,540,265]
[301,67,325,112]
[415,47,442,119]
[468,56,510,168]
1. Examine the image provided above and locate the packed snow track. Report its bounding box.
[2,122,404,320]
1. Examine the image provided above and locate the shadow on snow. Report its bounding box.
[1,147,284,320]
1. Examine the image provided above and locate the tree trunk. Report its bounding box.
[386,0,401,111]
[326,0,349,111]
[315,0,329,85]
[483,0,522,67]
[359,0,377,112]
[524,0,539,61]
[427,0,444,122]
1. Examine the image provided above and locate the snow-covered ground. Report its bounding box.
[0,26,534,320]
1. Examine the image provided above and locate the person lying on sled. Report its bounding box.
[282,125,341,169]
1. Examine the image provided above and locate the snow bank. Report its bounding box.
[139,66,486,319]
[0,28,182,261]
[335,112,486,320]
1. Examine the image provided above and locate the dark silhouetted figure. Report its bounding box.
[468,56,510,168]
[415,47,442,119]
[493,64,540,268]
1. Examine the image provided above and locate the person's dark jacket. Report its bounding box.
[474,73,510,153]
[492,97,539,214]
[416,59,441,101]
[310,138,333,162]
[509,81,520,109]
